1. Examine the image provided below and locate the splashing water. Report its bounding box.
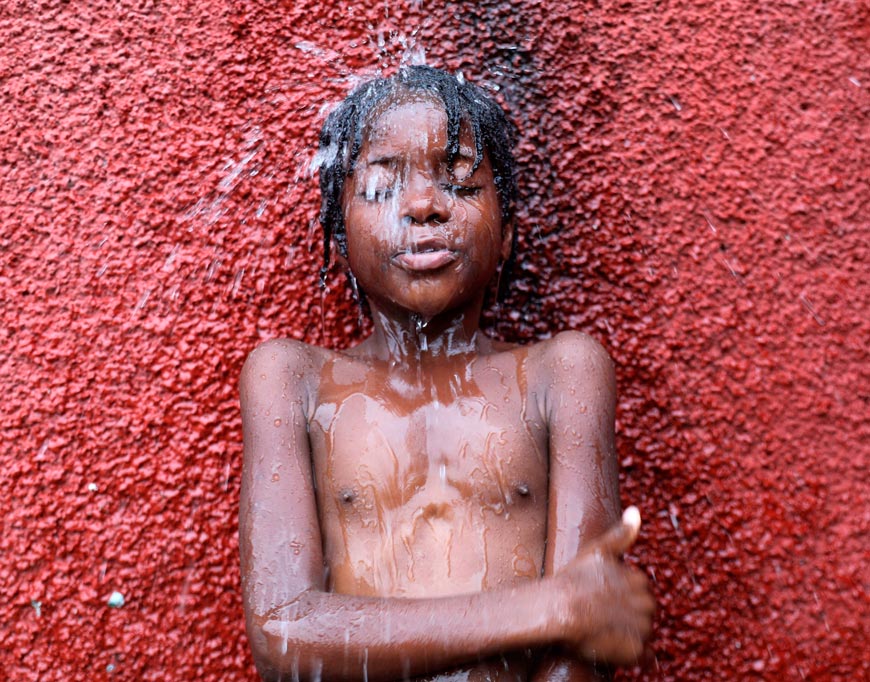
[413,314,430,351]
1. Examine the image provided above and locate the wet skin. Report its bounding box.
[239,96,653,682]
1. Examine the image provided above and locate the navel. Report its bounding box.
[339,488,356,504]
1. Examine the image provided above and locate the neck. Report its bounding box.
[363,298,488,365]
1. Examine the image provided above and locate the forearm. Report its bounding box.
[249,582,562,682]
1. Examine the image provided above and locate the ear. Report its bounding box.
[499,218,514,261]
[331,233,350,270]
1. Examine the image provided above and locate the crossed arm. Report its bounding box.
[239,334,652,682]
[531,333,623,682]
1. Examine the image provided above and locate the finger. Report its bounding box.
[635,609,654,638]
[623,505,641,536]
[636,592,656,617]
[627,567,651,591]
[610,635,645,666]
[581,631,644,666]
[593,506,642,557]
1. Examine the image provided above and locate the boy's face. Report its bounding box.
[341,94,511,320]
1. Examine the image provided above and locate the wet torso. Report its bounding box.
[307,340,550,682]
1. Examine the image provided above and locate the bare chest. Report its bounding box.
[306,357,549,595]
[308,365,548,514]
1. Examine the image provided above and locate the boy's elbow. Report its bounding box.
[247,614,328,682]
[246,617,280,680]
[248,618,299,682]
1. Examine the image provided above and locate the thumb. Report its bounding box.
[592,506,642,557]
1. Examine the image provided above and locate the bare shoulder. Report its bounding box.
[528,330,614,378]
[239,338,327,409]
[525,331,616,410]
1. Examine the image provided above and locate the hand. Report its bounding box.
[554,506,655,665]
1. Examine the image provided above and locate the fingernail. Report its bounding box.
[623,505,641,531]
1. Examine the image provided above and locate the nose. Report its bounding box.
[401,171,449,225]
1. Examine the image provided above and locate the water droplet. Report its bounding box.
[274,418,282,427]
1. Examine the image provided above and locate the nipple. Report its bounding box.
[420,501,452,520]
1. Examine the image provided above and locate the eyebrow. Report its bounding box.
[365,147,476,167]
[366,155,401,167]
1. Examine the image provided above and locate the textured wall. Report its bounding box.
[2,1,867,680]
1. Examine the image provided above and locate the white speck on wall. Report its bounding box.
[107,591,125,608]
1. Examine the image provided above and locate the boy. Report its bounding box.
[239,65,653,682]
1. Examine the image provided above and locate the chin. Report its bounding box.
[398,299,452,320]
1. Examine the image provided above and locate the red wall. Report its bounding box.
[2,1,867,680]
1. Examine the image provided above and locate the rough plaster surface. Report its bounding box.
[1,1,867,680]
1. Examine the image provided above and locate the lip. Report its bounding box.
[392,236,459,273]
[393,249,459,272]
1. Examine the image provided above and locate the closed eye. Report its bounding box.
[359,188,395,202]
[443,184,481,196]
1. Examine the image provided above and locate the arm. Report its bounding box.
[531,332,652,681]
[240,340,566,682]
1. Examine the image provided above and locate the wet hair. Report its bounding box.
[316,65,518,299]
